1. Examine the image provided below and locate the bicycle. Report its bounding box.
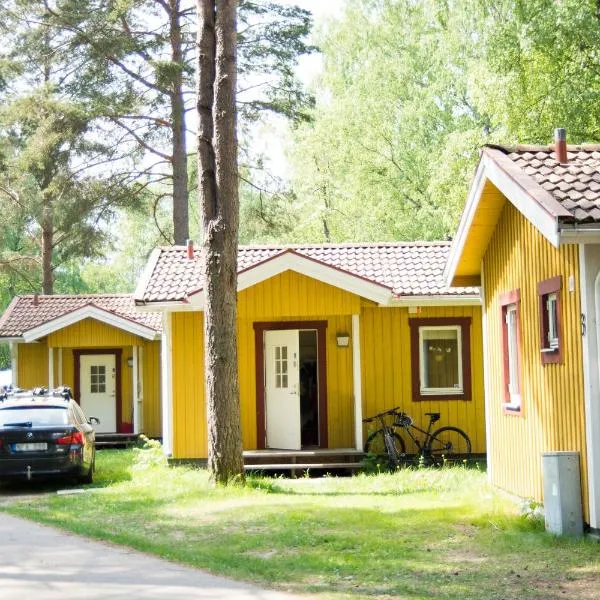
[363,406,472,467]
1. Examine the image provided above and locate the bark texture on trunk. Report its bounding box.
[41,200,53,295]
[197,0,244,483]
[170,0,189,245]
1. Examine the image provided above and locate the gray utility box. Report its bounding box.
[541,451,583,537]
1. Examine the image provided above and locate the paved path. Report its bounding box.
[0,512,303,599]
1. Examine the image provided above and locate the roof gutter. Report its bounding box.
[558,224,600,246]
[386,294,481,307]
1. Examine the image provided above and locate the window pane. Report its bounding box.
[420,327,460,390]
[507,306,519,395]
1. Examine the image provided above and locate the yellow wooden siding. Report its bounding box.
[170,270,484,459]
[48,318,142,347]
[15,325,162,437]
[360,305,486,453]
[483,201,587,518]
[237,271,362,320]
[17,343,49,389]
[171,312,207,458]
[142,341,162,436]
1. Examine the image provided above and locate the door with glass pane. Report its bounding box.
[264,330,301,449]
[79,354,117,433]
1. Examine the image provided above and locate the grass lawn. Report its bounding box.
[2,446,599,600]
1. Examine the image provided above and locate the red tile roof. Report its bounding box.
[490,144,600,223]
[0,294,162,339]
[136,243,478,304]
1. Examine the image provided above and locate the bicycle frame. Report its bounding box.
[395,415,438,455]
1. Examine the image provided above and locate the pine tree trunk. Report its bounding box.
[41,200,53,295]
[196,0,244,483]
[170,0,189,245]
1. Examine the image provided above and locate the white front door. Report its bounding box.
[80,354,117,433]
[265,330,301,449]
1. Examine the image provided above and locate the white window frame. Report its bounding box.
[418,325,463,396]
[504,303,521,410]
[546,293,559,349]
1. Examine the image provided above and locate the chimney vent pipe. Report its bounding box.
[554,128,568,164]
[186,239,194,259]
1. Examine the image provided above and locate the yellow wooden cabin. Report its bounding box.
[446,132,600,530]
[135,242,486,461]
[0,295,162,437]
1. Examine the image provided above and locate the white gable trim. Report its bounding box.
[133,247,162,303]
[445,151,562,285]
[186,251,394,307]
[23,305,160,342]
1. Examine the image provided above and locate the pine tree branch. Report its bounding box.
[109,118,172,161]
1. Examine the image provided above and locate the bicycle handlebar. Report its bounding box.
[362,406,403,423]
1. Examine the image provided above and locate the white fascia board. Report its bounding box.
[236,252,393,304]
[482,153,560,248]
[444,157,488,286]
[23,305,159,342]
[133,248,162,302]
[0,336,24,342]
[387,295,481,307]
[135,301,196,313]
[559,228,600,246]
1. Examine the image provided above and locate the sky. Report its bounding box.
[252,0,347,179]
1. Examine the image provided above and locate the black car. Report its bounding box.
[0,386,98,484]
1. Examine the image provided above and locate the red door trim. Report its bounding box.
[253,321,328,450]
[73,349,123,433]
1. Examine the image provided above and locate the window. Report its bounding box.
[538,276,562,364]
[500,290,522,413]
[274,345,288,388]
[90,365,106,394]
[409,317,472,401]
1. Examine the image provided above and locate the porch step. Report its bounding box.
[95,433,140,449]
[242,448,365,474]
[244,462,363,471]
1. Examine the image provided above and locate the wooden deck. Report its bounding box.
[95,433,140,449]
[243,448,364,475]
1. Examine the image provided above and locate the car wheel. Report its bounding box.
[80,457,94,484]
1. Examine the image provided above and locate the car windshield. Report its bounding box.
[0,406,69,427]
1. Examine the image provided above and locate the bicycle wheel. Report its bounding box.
[364,429,406,465]
[425,426,471,465]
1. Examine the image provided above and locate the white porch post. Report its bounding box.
[132,346,140,434]
[48,346,54,390]
[161,313,173,456]
[138,346,144,434]
[352,314,363,451]
[58,348,63,386]
[10,342,18,388]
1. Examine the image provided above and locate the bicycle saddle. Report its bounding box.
[425,412,440,423]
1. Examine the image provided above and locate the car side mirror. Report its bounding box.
[89,416,101,425]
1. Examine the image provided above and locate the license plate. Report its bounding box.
[13,442,48,451]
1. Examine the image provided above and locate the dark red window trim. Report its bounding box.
[253,321,328,450]
[408,317,472,401]
[537,276,563,365]
[499,289,522,414]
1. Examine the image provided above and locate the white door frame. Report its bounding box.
[76,349,121,433]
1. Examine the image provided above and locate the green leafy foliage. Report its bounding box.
[285,0,600,243]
